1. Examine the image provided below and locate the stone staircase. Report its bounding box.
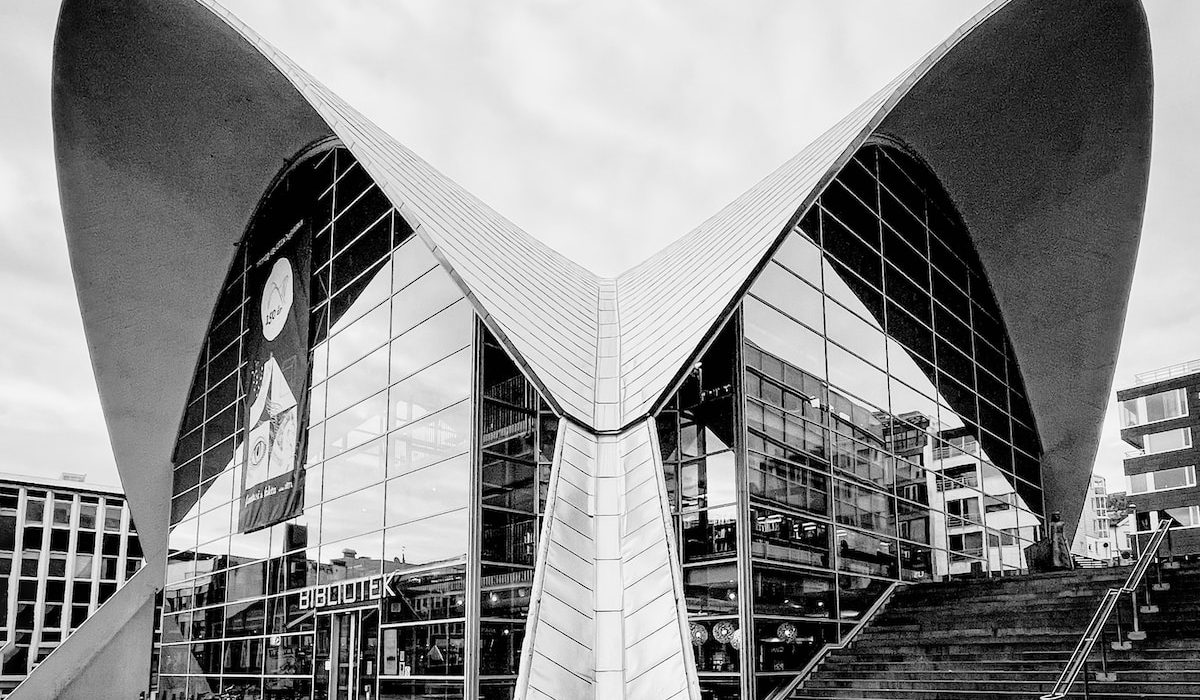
[787,560,1200,699]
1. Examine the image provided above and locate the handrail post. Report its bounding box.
[1114,597,1125,644]
[1099,627,1108,676]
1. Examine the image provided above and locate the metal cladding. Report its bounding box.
[516,421,698,699]
[51,0,1151,695]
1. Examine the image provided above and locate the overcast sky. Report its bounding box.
[1,1,1197,495]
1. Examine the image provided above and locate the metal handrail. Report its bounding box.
[762,582,902,700]
[1039,517,1175,700]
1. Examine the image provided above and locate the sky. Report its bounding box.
[0,1,1197,495]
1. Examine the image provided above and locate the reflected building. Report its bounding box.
[45,0,1153,699]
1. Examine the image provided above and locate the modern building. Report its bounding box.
[0,472,143,696]
[1071,475,1117,563]
[35,0,1152,698]
[1118,360,1200,556]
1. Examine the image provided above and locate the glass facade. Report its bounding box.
[0,480,142,694]
[156,144,553,700]
[656,143,1045,699]
[156,139,1046,700]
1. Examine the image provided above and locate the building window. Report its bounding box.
[103,505,122,532]
[1120,388,1187,428]
[936,464,979,491]
[949,532,983,560]
[1138,506,1200,531]
[78,504,96,530]
[932,435,978,459]
[946,497,981,527]
[25,499,44,525]
[984,493,1015,513]
[1128,465,1196,495]
[986,529,1017,547]
[1140,427,1192,456]
[52,502,71,527]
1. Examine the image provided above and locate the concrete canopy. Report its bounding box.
[53,0,1150,573]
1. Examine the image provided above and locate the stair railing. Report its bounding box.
[1039,516,1174,700]
[762,581,901,700]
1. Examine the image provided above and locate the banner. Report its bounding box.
[238,219,311,533]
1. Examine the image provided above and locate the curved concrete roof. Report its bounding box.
[54,0,1150,560]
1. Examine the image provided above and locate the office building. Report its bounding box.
[1118,360,1200,556]
[0,473,143,696]
[37,0,1152,698]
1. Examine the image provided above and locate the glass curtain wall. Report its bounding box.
[658,324,741,700]
[477,326,556,700]
[157,144,481,700]
[659,142,1045,700]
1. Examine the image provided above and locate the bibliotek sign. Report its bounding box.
[299,571,400,611]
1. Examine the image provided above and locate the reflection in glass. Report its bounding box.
[381,622,465,676]
[684,564,739,616]
[753,619,836,672]
[751,567,834,619]
[683,506,739,563]
[689,619,741,673]
[383,564,467,624]
[750,508,829,568]
[383,510,467,568]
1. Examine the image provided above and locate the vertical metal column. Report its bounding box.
[464,320,483,700]
[732,310,756,700]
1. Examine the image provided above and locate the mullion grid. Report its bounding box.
[160,146,350,699]
[726,141,1049,690]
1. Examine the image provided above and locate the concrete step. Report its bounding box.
[790,690,1199,700]
[804,677,1200,694]
[789,564,1200,700]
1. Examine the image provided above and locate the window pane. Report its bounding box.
[389,349,471,431]
[749,262,823,332]
[750,507,829,568]
[389,302,472,383]
[683,564,739,616]
[744,298,826,381]
[1146,388,1187,423]
[388,402,471,478]
[392,268,463,337]
[681,453,736,511]
[751,566,835,618]
[383,510,468,566]
[385,456,470,527]
[682,506,739,563]
[1143,427,1191,455]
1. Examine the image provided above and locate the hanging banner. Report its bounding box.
[238,219,312,533]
